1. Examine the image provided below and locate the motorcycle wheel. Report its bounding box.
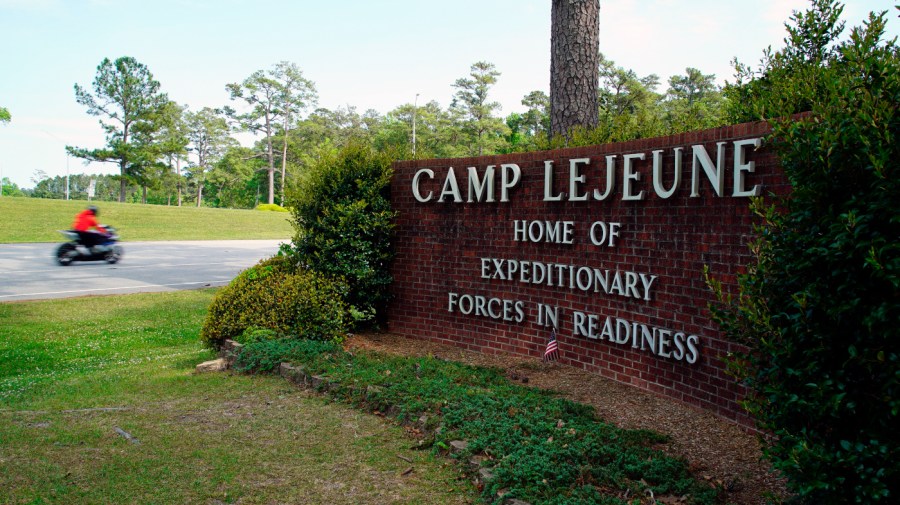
[105,246,123,264]
[57,243,78,266]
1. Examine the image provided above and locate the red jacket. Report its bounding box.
[72,210,104,233]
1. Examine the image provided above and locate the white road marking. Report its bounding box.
[0,281,230,299]
[0,262,244,275]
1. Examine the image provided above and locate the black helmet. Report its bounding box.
[87,205,98,216]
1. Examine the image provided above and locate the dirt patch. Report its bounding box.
[345,332,788,505]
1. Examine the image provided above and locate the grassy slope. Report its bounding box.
[0,291,474,504]
[0,197,294,243]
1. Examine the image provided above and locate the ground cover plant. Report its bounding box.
[0,196,293,243]
[235,338,722,505]
[0,291,475,504]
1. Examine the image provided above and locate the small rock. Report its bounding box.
[219,339,244,366]
[449,440,468,453]
[279,363,304,384]
[221,339,243,353]
[469,455,488,468]
[195,358,227,373]
[114,426,140,444]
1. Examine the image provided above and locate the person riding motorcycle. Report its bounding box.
[56,206,122,266]
[72,205,109,251]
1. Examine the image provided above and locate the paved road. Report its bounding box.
[0,240,286,302]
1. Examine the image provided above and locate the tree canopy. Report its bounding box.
[225,61,317,205]
[69,56,170,203]
[451,61,508,156]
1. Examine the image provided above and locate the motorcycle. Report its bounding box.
[56,226,123,266]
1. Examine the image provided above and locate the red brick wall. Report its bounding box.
[387,121,788,426]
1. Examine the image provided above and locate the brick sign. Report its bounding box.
[388,121,787,424]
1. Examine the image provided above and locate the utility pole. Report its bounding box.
[42,129,71,200]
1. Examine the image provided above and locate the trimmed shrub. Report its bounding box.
[200,255,348,348]
[287,142,396,326]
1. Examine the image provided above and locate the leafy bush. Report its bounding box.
[234,341,720,504]
[255,203,289,212]
[200,255,348,348]
[287,142,396,327]
[711,2,899,502]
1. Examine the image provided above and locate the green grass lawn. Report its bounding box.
[0,291,475,504]
[0,197,294,243]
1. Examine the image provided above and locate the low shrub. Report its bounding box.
[256,203,289,212]
[200,255,348,348]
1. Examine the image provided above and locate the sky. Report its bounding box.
[0,0,896,189]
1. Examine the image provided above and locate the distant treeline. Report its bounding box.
[25,172,266,208]
[25,54,730,209]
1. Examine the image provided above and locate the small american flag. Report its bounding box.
[543,328,559,362]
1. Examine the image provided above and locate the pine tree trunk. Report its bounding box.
[267,167,275,205]
[119,163,127,203]
[265,113,275,205]
[176,158,183,207]
[281,136,288,206]
[550,0,600,140]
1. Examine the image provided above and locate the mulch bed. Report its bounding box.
[345,332,788,505]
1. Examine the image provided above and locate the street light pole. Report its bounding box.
[413,93,419,159]
[42,130,71,200]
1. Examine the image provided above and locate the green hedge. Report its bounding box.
[713,3,899,502]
